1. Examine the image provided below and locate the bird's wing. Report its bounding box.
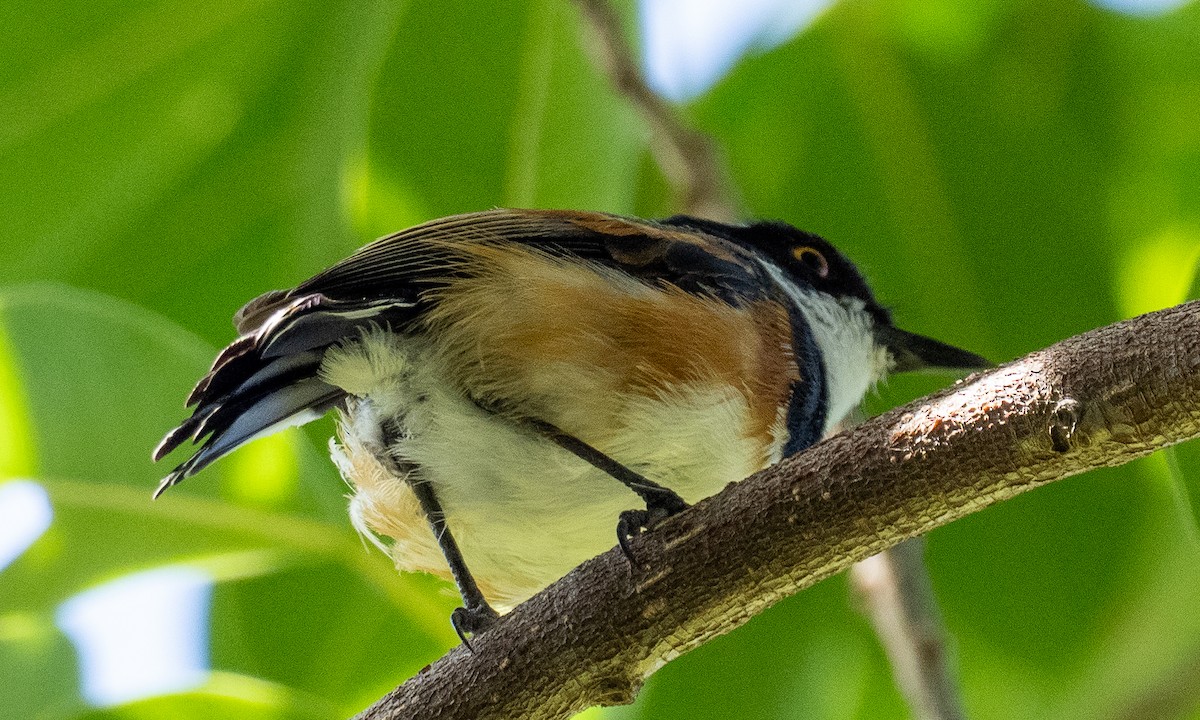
[257,208,768,315]
[154,209,775,494]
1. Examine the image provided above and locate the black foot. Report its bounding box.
[451,604,500,651]
[617,491,689,567]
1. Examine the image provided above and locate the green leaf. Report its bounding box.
[0,285,457,718]
[0,313,36,477]
[362,0,646,223]
[0,0,403,344]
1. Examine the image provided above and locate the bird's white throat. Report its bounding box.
[758,262,890,431]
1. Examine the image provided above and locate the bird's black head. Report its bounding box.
[735,220,893,326]
[660,216,891,324]
[660,215,991,373]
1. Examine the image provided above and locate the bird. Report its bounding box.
[153,208,989,642]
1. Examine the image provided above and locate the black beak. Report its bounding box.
[876,325,993,373]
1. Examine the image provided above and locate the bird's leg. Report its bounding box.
[371,425,498,648]
[406,477,499,648]
[473,399,690,564]
[529,421,689,562]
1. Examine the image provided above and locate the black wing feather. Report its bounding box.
[293,209,770,304]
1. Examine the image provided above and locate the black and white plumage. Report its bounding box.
[155,209,988,632]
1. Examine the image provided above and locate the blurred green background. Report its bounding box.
[2,0,1200,718]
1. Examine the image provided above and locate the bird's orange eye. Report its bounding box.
[792,246,829,278]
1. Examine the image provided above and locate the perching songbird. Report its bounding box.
[154,209,988,640]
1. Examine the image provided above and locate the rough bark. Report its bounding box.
[355,299,1200,720]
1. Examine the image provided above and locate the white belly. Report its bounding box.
[322,330,776,609]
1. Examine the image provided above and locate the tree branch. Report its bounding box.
[354,300,1200,719]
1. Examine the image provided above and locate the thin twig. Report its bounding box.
[851,539,966,720]
[355,301,1200,720]
[572,0,739,222]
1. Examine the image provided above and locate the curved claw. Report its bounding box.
[451,604,500,652]
[616,495,689,568]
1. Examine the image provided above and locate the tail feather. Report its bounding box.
[155,381,342,498]
[221,350,325,400]
[154,290,418,494]
[152,407,216,461]
[186,350,323,413]
[186,335,257,406]
[195,360,340,448]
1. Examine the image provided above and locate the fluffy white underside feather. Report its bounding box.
[322,330,774,609]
